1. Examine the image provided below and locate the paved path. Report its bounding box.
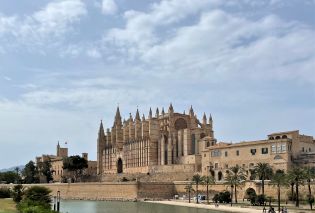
[146,200,263,213]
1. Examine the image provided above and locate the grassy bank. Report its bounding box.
[0,199,17,213]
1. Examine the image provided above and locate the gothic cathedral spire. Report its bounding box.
[135,108,141,121]
[114,107,122,127]
[149,107,152,119]
[189,105,194,117]
[203,113,207,125]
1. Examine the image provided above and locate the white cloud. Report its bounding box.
[0,0,315,169]
[101,0,118,15]
[0,15,17,35]
[104,0,212,51]
[0,0,87,49]
[31,0,87,37]
[105,5,315,84]
[21,84,158,109]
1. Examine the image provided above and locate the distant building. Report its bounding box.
[36,143,97,182]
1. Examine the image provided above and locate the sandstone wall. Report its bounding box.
[174,181,315,201]
[2,181,315,201]
[0,182,174,200]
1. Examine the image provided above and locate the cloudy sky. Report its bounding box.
[0,0,314,169]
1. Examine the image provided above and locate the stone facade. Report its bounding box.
[36,143,97,182]
[97,106,315,183]
[97,105,215,178]
[200,130,315,181]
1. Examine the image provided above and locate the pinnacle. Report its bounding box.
[135,108,141,121]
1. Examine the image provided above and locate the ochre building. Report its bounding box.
[200,130,315,181]
[97,105,315,182]
[97,105,215,178]
[36,143,97,182]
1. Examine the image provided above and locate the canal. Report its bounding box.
[60,200,227,213]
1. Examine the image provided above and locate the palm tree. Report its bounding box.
[254,163,273,196]
[288,167,306,207]
[225,165,246,205]
[201,175,215,204]
[185,183,195,203]
[192,174,202,204]
[304,167,315,210]
[270,170,288,213]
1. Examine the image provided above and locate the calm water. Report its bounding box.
[60,200,227,213]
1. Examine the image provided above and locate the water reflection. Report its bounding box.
[60,200,225,213]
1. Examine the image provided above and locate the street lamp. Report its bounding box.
[57,191,61,212]
[53,196,56,211]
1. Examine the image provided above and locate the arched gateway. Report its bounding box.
[117,158,123,174]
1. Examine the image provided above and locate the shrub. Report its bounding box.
[0,187,11,198]
[121,177,129,182]
[249,194,257,205]
[11,184,24,203]
[287,191,303,201]
[213,191,231,203]
[17,186,53,213]
[256,194,266,206]
[17,200,55,213]
[245,188,257,205]
[23,186,51,207]
[307,195,315,205]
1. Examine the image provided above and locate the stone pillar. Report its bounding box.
[161,136,165,165]
[183,129,191,155]
[168,136,172,165]
[142,141,144,166]
[157,138,161,165]
[178,130,182,157]
[173,135,177,162]
[140,141,143,166]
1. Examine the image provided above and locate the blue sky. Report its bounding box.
[0,0,314,169]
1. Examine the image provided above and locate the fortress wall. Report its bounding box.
[27,183,138,200]
[2,181,315,201]
[173,181,315,201]
[0,182,174,200]
[137,182,175,199]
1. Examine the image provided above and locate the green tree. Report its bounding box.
[201,175,215,204]
[23,161,39,184]
[213,191,231,203]
[15,167,21,183]
[11,184,24,203]
[225,165,246,205]
[304,167,315,210]
[245,188,257,205]
[38,160,53,183]
[0,187,11,198]
[0,171,19,184]
[288,166,306,207]
[270,170,288,213]
[63,155,88,182]
[192,174,202,204]
[17,186,52,212]
[184,183,195,203]
[254,163,273,197]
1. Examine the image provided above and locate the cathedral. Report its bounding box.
[97,104,216,177]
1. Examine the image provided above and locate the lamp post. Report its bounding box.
[57,191,61,212]
[53,196,56,211]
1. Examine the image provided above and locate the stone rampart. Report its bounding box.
[2,181,315,201]
[0,182,174,200]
